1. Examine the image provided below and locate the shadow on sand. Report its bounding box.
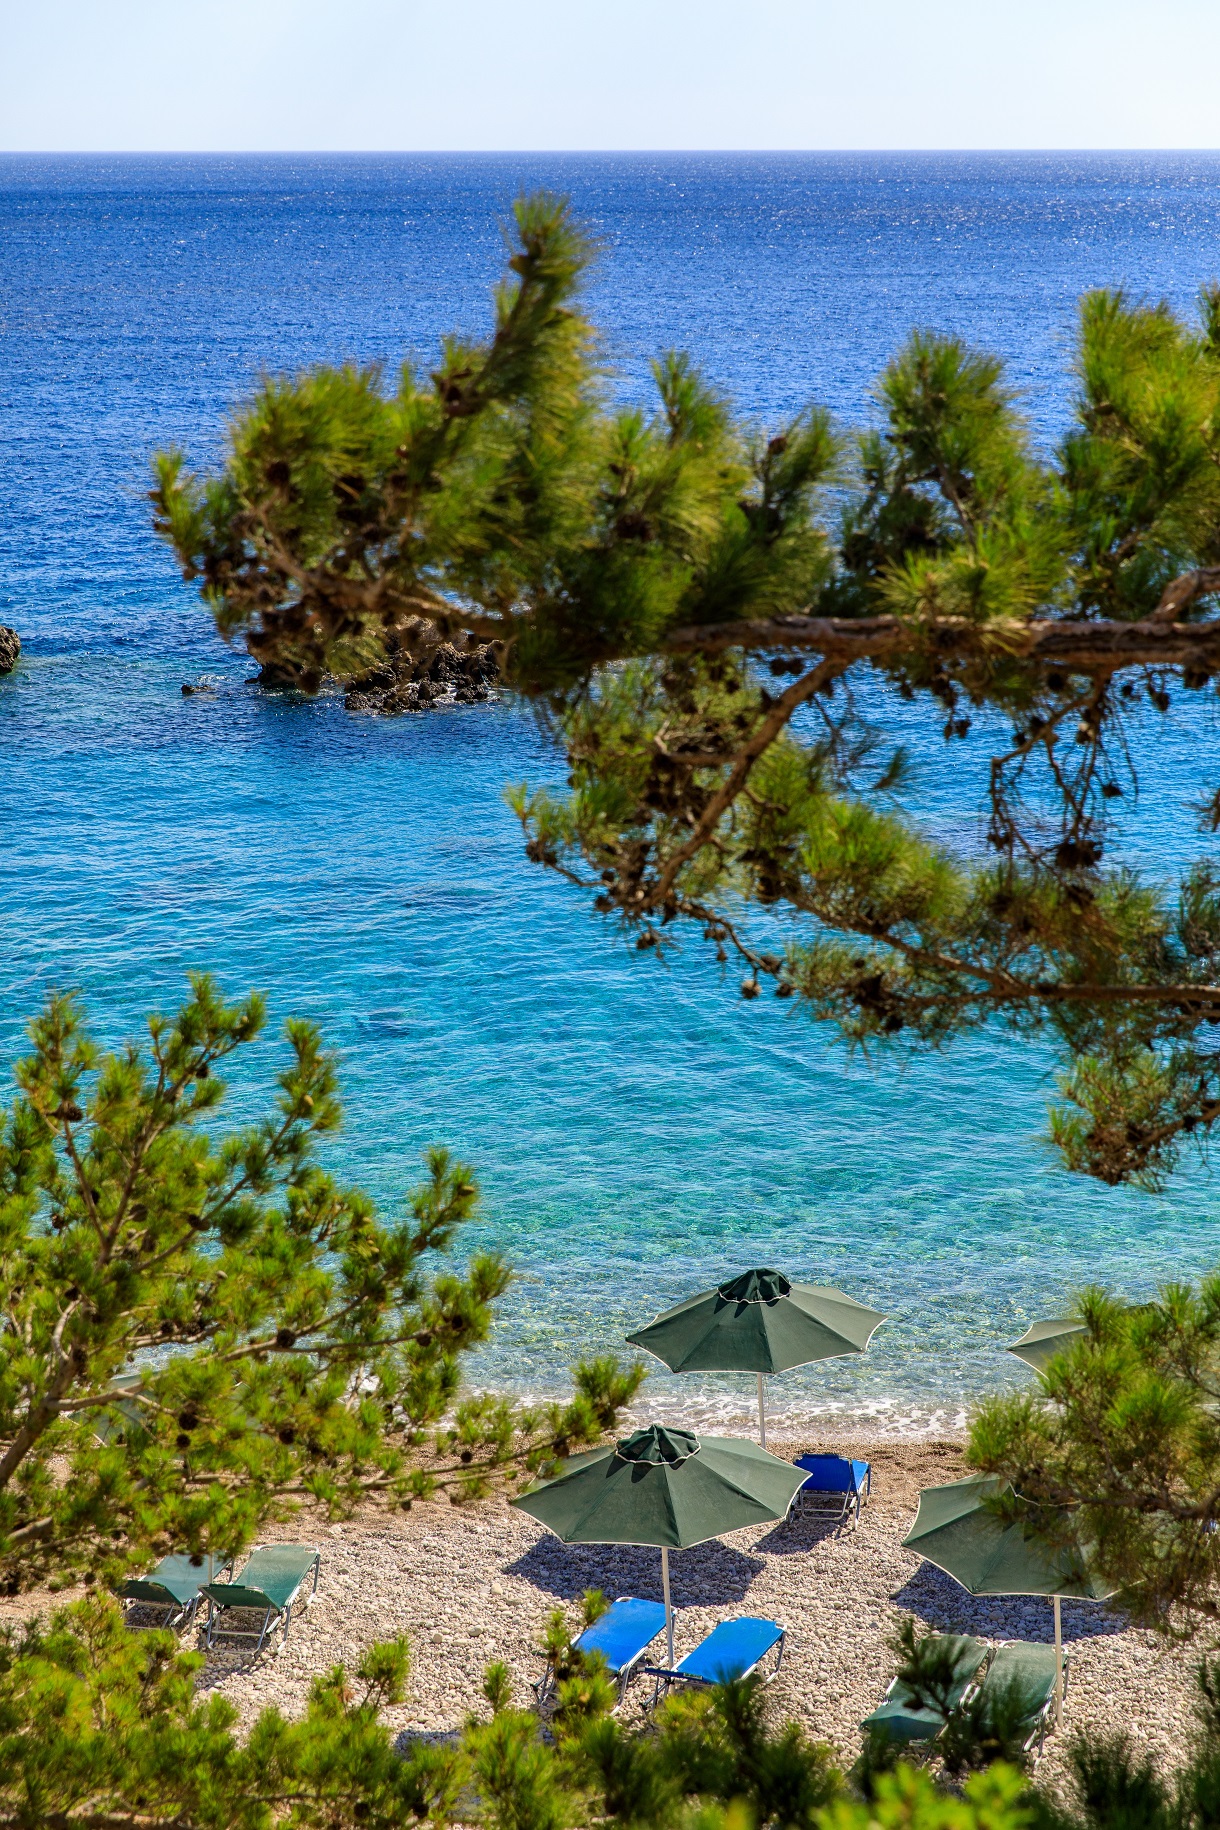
[507,1535,766,1611]
[894,1560,1126,1649]
[754,1510,847,1556]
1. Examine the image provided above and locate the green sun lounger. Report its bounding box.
[201,1544,320,1652]
[119,1553,234,1630]
[861,1633,989,1745]
[977,1640,1064,1754]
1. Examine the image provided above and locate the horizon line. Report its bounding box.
[3,146,1220,159]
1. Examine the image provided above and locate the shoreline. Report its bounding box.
[623,1404,973,1444]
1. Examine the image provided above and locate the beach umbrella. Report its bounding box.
[511,1423,806,1664]
[903,1474,1114,1721]
[626,1268,885,1448]
[1006,1318,1087,1372]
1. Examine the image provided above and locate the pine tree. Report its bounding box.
[0,977,640,1592]
[969,1274,1220,1629]
[155,197,1220,1191]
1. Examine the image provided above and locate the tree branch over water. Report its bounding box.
[154,196,1220,1190]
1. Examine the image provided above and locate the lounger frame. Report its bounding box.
[118,1555,234,1632]
[203,1548,320,1653]
[793,1455,871,1530]
[644,1620,786,1705]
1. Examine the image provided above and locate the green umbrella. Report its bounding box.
[626,1269,886,1447]
[511,1424,806,1663]
[902,1474,1114,1721]
[1006,1318,1087,1372]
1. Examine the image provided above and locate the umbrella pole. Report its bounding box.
[661,1546,674,1667]
[1053,1594,1063,1723]
[757,1372,767,1449]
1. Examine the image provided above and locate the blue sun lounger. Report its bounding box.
[536,1596,668,1708]
[645,1616,785,1702]
[793,1455,871,1528]
[119,1553,234,1630]
[201,1544,320,1653]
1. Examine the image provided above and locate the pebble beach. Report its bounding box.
[179,1435,1202,1789]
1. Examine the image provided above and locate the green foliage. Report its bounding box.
[969,1276,1220,1629]
[652,1682,842,1830]
[824,1765,1033,1830]
[535,1589,617,1730]
[0,1587,1162,1830]
[156,194,1220,1189]
[937,1680,1046,1781]
[1021,1655,1220,1830]
[0,1593,465,1829]
[0,978,643,1591]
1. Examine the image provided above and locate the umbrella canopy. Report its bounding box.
[1006,1318,1088,1372]
[902,1474,1114,1723]
[514,1424,806,1548]
[902,1475,1111,1599]
[512,1424,806,1663]
[627,1269,885,1374]
[626,1269,886,1448]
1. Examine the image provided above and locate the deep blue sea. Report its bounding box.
[4,152,1220,1434]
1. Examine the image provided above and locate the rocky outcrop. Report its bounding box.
[0,627,20,674]
[343,622,500,716]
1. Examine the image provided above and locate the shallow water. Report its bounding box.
[4,153,1220,1432]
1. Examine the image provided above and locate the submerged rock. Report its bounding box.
[253,660,310,690]
[343,621,500,716]
[0,626,20,674]
[243,618,501,711]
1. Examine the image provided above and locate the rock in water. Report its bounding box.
[344,619,500,716]
[0,627,20,675]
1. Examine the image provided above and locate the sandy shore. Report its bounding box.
[167,1434,1202,1789]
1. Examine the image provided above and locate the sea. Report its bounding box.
[4,152,1220,1437]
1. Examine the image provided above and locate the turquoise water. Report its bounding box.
[4,154,1220,1432]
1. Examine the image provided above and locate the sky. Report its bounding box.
[1,0,1219,152]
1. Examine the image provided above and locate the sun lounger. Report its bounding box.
[793,1454,871,1528]
[119,1553,234,1630]
[861,1633,989,1744]
[201,1544,320,1652]
[535,1596,668,1708]
[645,1615,785,1701]
[977,1640,1063,1754]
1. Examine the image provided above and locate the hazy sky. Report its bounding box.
[2,0,1219,153]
